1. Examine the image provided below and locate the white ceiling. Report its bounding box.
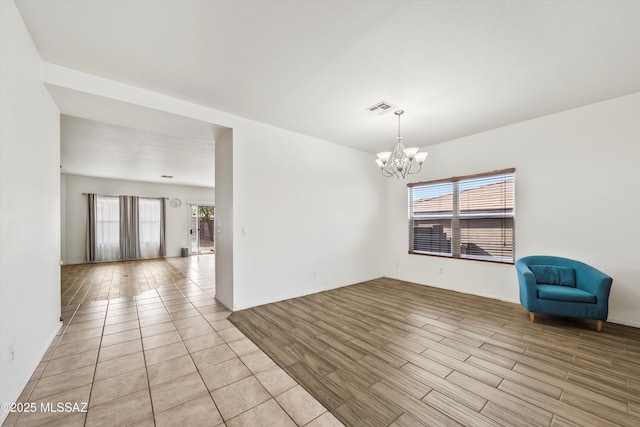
[61,115,215,188]
[48,85,223,187]
[15,0,640,182]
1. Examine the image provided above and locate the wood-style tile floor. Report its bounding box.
[229,277,640,427]
[3,256,341,427]
[60,256,215,305]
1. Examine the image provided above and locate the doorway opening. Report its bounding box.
[190,205,215,254]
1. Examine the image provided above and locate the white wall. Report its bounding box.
[231,124,385,310]
[214,130,233,308]
[62,174,214,264]
[384,92,640,327]
[61,174,66,260]
[0,1,61,421]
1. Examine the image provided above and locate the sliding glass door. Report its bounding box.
[190,205,215,254]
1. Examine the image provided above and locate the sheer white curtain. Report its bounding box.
[139,198,161,258]
[95,195,120,261]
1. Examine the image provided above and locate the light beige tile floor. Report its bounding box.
[2,256,343,427]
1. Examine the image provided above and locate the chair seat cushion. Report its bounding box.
[530,265,576,287]
[537,284,596,303]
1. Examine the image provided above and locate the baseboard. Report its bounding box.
[607,315,640,329]
[0,322,62,425]
[381,276,640,329]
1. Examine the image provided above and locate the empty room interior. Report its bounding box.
[1,1,639,426]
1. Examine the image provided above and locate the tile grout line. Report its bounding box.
[230,318,342,426]
[152,278,218,422]
[81,298,112,427]
[166,276,302,426]
[4,258,213,427]
[136,288,159,426]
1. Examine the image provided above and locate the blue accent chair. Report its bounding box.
[515,255,613,331]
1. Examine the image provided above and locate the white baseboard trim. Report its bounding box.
[0,322,62,425]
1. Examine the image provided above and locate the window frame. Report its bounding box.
[408,168,515,264]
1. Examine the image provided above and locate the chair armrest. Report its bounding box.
[576,265,613,303]
[516,261,538,311]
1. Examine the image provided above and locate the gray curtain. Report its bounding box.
[86,193,97,262]
[159,198,166,257]
[119,195,140,260]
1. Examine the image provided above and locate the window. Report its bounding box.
[139,198,161,258]
[95,195,120,261]
[87,194,165,262]
[408,169,515,263]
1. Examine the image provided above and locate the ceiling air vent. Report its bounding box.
[366,101,395,113]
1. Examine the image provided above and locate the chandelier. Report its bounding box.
[375,110,428,178]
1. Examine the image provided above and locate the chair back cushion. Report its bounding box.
[536,285,596,303]
[530,265,576,287]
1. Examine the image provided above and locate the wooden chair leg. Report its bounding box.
[529,312,535,322]
[596,320,603,332]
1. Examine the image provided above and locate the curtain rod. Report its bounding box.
[81,193,169,199]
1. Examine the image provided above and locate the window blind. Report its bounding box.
[408,169,515,263]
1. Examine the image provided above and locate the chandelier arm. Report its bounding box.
[381,167,394,178]
[407,161,422,175]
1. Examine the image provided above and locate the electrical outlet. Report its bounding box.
[9,344,15,363]
[438,267,444,274]
[313,270,319,279]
